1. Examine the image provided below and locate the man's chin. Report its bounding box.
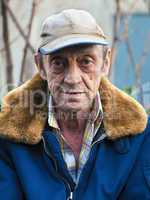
[59,102,91,113]
[61,105,81,112]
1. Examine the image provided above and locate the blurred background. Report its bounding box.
[0,0,150,112]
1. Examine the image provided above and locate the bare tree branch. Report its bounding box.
[125,37,136,68]
[111,0,149,105]
[0,24,34,53]
[124,35,144,105]
[123,18,150,105]
[143,0,150,13]
[1,0,13,91]
[135,32,150,105]
[2,0,35,53]
[111,0,141,64]
[19,0,36,83]
[109,0,121,78]
[137,32,150,68]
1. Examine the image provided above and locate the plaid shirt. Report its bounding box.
[48,92,104,184]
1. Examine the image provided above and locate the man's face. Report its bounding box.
[36,45,110,112]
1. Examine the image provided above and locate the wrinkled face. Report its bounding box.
[35,45,110,112]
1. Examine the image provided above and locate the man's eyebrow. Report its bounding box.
[49,55,65,59]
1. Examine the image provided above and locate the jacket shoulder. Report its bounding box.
[136,116,150,160]
[142,116,150,138]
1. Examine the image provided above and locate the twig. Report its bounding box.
[2,0,35,53]
[19,0,36,83]
[109,0,121,78]
[0,24,33,53]
[124,31,150,105]
[125,37,136,68]
[1,0,13,91]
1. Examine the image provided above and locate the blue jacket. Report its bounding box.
[0,74,149,199]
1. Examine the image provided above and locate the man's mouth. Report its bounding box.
[64,91,84,95]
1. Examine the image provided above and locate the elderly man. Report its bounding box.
[0,9,149,200]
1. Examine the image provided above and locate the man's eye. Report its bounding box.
[80,58,93,66]
[50,58,66,73]
[51,59,64,67]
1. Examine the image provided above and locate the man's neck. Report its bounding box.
[56,109,89,135]
[56,109,90,159]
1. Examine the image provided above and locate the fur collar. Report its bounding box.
[0,73,148,144]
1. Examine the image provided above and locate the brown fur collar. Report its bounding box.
[0,73,148,144]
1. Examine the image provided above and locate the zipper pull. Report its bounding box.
[68,191,73,200]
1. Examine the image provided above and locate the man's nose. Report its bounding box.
[64,61,82,85]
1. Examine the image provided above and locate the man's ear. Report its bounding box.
[101,48,111,76]
[34,53,47,80]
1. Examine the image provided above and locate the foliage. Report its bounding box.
[123,86,133,95]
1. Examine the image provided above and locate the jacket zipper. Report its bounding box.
[42,133,106,200]
[42,136,73,199]
[68,191,73,200]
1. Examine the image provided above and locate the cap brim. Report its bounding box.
[39,34,109,54]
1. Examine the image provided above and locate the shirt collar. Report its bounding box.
[48,95,60,130]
